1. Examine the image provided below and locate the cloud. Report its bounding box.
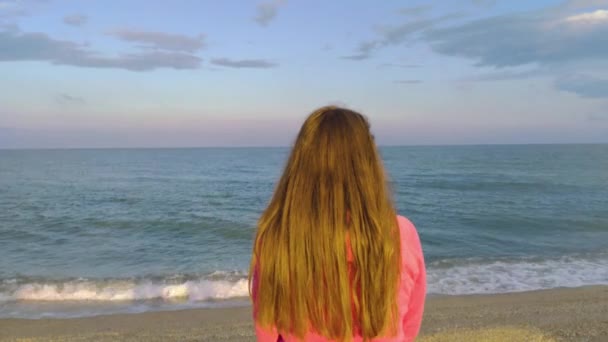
[75,51,202,71]
[254,0,285,27]
[424,8,608,68]
[465,68,545,81]
[343,13,463,61]
[321,43,333,51]
[0,22,18,31]
[340,40,380,60]
[0,29,202,71]
[340,54,368,61]
[108,29,205,52]
[555,74,608,98]
[63,14,87,27]
[377,18,438,45]
[0,0,48,21]
[378,63,421,68]
[210,57,278,68]
[56,93,85,104]
[565,9,608,23]
[399,5,432,17]
[0,29,84,60]
[420,4,608,99]
[0,4,27,20]
[394,80,422,84]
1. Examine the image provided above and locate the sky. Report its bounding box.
[1,0,607,148]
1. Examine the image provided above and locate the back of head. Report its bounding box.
[250,106,400,340]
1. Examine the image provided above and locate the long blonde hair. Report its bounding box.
[249,106,400,340]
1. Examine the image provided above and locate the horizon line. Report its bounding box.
[1,142,607,151]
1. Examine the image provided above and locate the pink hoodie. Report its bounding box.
[253,215,426,341]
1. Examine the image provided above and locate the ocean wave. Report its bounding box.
[2,254,606,305]
[0,274,249,302]
[426,254,608,295]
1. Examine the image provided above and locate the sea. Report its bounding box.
[1,144,607,318]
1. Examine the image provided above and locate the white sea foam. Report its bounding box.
[426,254,608,295]
[1,255,606,305]
[2,277,249,302]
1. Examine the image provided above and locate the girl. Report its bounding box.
[249,106,426,341]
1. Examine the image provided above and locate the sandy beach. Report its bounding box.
[0,286,606,341]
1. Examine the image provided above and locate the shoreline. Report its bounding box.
[1,286,606,341]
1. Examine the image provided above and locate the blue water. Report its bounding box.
[1,145,607,318]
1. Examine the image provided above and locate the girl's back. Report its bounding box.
[249,107,426,341]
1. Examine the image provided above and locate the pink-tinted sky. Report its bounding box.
[1,0,607,148]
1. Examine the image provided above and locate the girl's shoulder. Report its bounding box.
[395,215,424,270]
[396,215,421,246]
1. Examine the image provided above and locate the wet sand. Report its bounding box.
[1,286,606,341]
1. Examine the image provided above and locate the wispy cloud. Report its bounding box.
[56,93,85,105]
[378,63,421,68]
[0,3,27,20]
[555,74,608,98]
[424,8,608,68]
[340,40,380,60]
[210,57,278,68]
[108,29,205,52]
[63,14,87,27]
[343,13,463,61]
[0,0,49,21]
[464,68,544,81]
[340,55,368,61]
[422,4,608,97]
[321,43,333,51]
[565,9,608,23]
[75,51,202,71]
[376,17,438,45]
[254,0,285,27]
[0,29,202,71]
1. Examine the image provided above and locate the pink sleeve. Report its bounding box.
[400,217,427,341]
[252,263,280,341]
[255,324,280,342]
